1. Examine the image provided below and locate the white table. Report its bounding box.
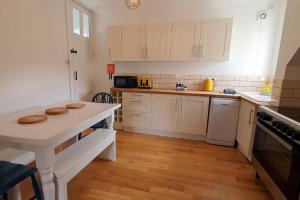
[0,101,121,200]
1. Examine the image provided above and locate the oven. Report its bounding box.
[114,76,138,88]
[253,119,300,200]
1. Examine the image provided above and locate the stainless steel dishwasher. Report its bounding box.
[206,98,240,146]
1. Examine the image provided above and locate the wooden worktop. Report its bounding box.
[111,87,278,107]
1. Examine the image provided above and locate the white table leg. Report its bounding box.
[8,184,21,200]
[98,141,116,161]
[34,147,56,200]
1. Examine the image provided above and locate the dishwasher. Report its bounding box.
[206,98,240,147]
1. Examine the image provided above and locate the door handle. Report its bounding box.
[73,71,78,80]
[70,48,78,54]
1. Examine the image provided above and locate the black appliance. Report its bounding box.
[253,106,300,200]
[114,76,138,88]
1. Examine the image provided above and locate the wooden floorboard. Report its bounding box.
[21,131,274,200]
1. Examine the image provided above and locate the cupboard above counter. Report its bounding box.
[108,18,233,62]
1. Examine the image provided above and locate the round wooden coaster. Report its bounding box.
[45,107,68,115]
[18,115,48,124]
[66,103,85,109]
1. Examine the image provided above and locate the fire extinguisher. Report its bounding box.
[107,64,115,80]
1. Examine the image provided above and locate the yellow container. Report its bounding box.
[203,79,215,91]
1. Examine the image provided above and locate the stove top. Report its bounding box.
[268,107,300,123]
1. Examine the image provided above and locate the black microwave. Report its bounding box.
[114,76,138,88]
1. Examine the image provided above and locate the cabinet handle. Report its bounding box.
[131,94,143,97]
[193,45,197,58]
[249,109,254,125]
[145,46,148,59]
[175,98,178,111]
[181,99,183,110]
[130,100,142,103]
[198,45,203,58]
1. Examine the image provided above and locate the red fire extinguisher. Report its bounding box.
[107,64,115,80]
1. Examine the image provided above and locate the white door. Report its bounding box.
[236,100,256,160]
[67,0,92,101]
[152,94,179,131]
[122,24,145,61]
[145,23,172,61]
[108,26,122,61]
[178,96,209,135]
[171,22,198,61]
[200,19,233,61]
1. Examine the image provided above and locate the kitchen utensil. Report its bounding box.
[107,64,115,80]
[45,107,68,115]
[18,115,48,124]
[66,103,85,109]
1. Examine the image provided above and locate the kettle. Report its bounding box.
[203,79,215,91]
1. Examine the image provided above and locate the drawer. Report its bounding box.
[123,112,151,128]
[123,99,151,113]
[123,92,151,100]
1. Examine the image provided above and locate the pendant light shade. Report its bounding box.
[125,0,141,10]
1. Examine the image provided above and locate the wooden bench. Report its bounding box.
[53,128,116,200]
[0,148,35,200]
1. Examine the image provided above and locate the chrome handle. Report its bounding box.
[193,45,197,58]
[130,100,142,103]
[175,98,178,111]
[249,109,254,125]
[131,94,143,97]
[181,99,183,110]
[142,47,144,59]
[256,121,293,151]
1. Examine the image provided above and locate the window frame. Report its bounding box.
[70,1,92,41]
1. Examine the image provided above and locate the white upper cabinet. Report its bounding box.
[200,18,233,61]
[145,23,172,61]
[170,22,198,61]
[108,18,233,61]
[122,24,146,61]
[108,26,122,61]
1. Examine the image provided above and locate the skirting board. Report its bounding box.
[124,126,206,141]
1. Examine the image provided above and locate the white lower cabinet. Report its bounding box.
[152,94,179,132]
[236,100,256,160]
[178,96,209,135]
[123,93,209,139]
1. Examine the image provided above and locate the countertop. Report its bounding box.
[110,88,278,107]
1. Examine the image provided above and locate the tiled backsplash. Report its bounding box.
[272,79,300,107]
[117,73,273,93]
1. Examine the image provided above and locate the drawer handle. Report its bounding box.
[130,94,143,96]
[130,100,142,103]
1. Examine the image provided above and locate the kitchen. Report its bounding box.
[0,0,300,200]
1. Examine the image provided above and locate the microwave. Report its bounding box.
[114,76,138,88]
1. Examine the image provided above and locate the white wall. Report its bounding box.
[0,0,70,115]
[80,0,284,93]
[275,0,300,79]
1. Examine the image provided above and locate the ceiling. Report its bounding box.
[76,0,277,13]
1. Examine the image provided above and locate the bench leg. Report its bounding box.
[98,141,116,161]
[7,184,21,200]
[56,178,68,200]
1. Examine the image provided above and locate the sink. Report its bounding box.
[240,92,271,102]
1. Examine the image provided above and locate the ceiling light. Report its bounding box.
[125,0,141,10]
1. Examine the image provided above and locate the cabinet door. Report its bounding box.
[178,96,209,135]
[236,100,256,159]
[200,18,233,61]
[171,22,198,61]
[108,26,122,61]
[145,23,172,61]
[122,24,145,61]
[152,94,179,131]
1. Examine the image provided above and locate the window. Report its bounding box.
[72,8,80,35]
[83,13,90,38]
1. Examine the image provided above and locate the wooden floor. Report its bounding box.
[22,132,273,200]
